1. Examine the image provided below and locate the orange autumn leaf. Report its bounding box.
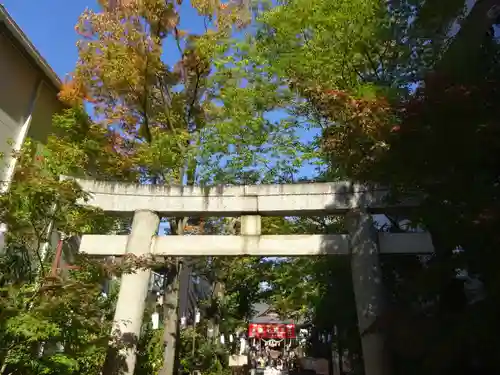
[59,79,84,106]
[59,77,97,106]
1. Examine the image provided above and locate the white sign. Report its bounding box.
[151,312,160,330]
[0,223,6,254]
[239,337,247,354]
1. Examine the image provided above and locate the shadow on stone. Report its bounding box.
[102,330,139,375]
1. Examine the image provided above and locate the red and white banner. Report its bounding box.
[248,323,296,339]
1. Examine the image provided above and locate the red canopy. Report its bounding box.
[248,323,296,339]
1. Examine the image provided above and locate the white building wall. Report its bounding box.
[0,15,63,251]
[28,81,63,143]
[0,31,39,188]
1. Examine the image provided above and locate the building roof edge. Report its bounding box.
[0,4,61,90]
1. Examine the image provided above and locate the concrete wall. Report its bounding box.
[0,24,63,191]
[0,30,38,181]
[28,81,62,143]
[0,13,63,252]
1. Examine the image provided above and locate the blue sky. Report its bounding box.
[3,0,97,79]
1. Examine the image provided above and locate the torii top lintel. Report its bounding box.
[62,176,418,217]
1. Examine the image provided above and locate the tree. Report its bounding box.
[245,0,500,373]
[64,1,310,374]
[370,29,500,374]
[250,0,480,178]
[0,107,151,375]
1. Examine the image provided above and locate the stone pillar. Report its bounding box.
[106,210,159,375]
[240,215,261,235]
[346,209,390,375]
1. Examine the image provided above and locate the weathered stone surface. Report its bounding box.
[79,232,433,257]
[62,176,414,216]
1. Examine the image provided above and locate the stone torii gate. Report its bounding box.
[68,177,434,375]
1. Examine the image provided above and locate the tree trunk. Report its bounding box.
[159,218,186,375]
[208,281,225,340]
[159,263,180,375]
